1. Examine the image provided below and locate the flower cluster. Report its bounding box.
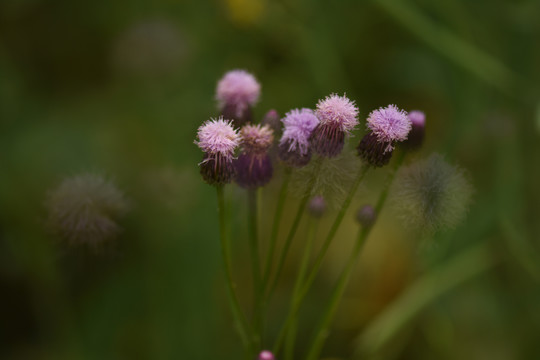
[193,69,472,360]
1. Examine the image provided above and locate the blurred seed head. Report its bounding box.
[308,195,327,218]
[45,174,129,246]
[291,151,361,207]
[356,204,377,228]
[392,154,473,233]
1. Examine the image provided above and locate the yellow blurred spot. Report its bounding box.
[224,0,266,26]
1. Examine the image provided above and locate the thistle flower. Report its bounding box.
[235,124,274,188]
[279,108,319,167]
[45,174,129,246]
[402,110,426,150]
[358,104,411,167]
[356,204,376,228]
[308,195,327,218]
[292,150,361,207]
[195,117,240,185]
[392,154,473,233]
[310,94,359,158]
[258,350,275,360]
[216,69,261,126]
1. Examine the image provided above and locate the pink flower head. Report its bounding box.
[280,108,319,156]
[408,110,425,127]
[240,124,274,154]
[216,69,261,117]
[315,93,359,133]
[258,350,275,360]
[367,104,411,151]
[195,117,239,159]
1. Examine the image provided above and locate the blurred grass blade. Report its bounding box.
[500,216,540,282]
[354,243,496,358]
[374,0,521,95]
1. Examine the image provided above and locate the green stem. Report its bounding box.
[266,158,323,301]
[274,162,369,354]
[304,151,407,359]
[217,186,252,353]
[262,168,292,293]
[305,227,368,360]
[298,163,368,305]
[248,188,262,349]
[285,219,319,360]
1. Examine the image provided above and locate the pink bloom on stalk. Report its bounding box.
[315,93,359,133]
[258,350,275,360]
[195,117,240,159]
[240,124,274,154]
[408,110,425,127]
[366,104,411,152]
[216,69,261,116]
[280,108,319,156]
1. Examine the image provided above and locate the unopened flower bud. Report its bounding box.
[262,109,281,136]
[308,195,326,218]
[401,110,425,151]
[355,204,376,228]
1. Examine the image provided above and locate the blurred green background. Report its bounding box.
[1,0,540,359]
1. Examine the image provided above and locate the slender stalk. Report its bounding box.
[266,158,323,301]
[285,219,319,360]
[248,188,263,349]
[262,167,292,292]
[273,163,369,353]
[305,151,407,359]
[274,152,406,354]
[305,227,368,360]
[217,186,252,353]
[299,163,368,303]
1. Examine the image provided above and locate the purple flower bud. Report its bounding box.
[308,195,326,218]
[279,108,319,167]
[357,131,393,167]
[258,350,275,360]
[216,70,261,126]
[235,124,274,188]
[195,117,240,185]
[311,94,359,158]
[401,110,425,150]
[262,109,281,136]
[356,204,376,228]
[358,105,411,167]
